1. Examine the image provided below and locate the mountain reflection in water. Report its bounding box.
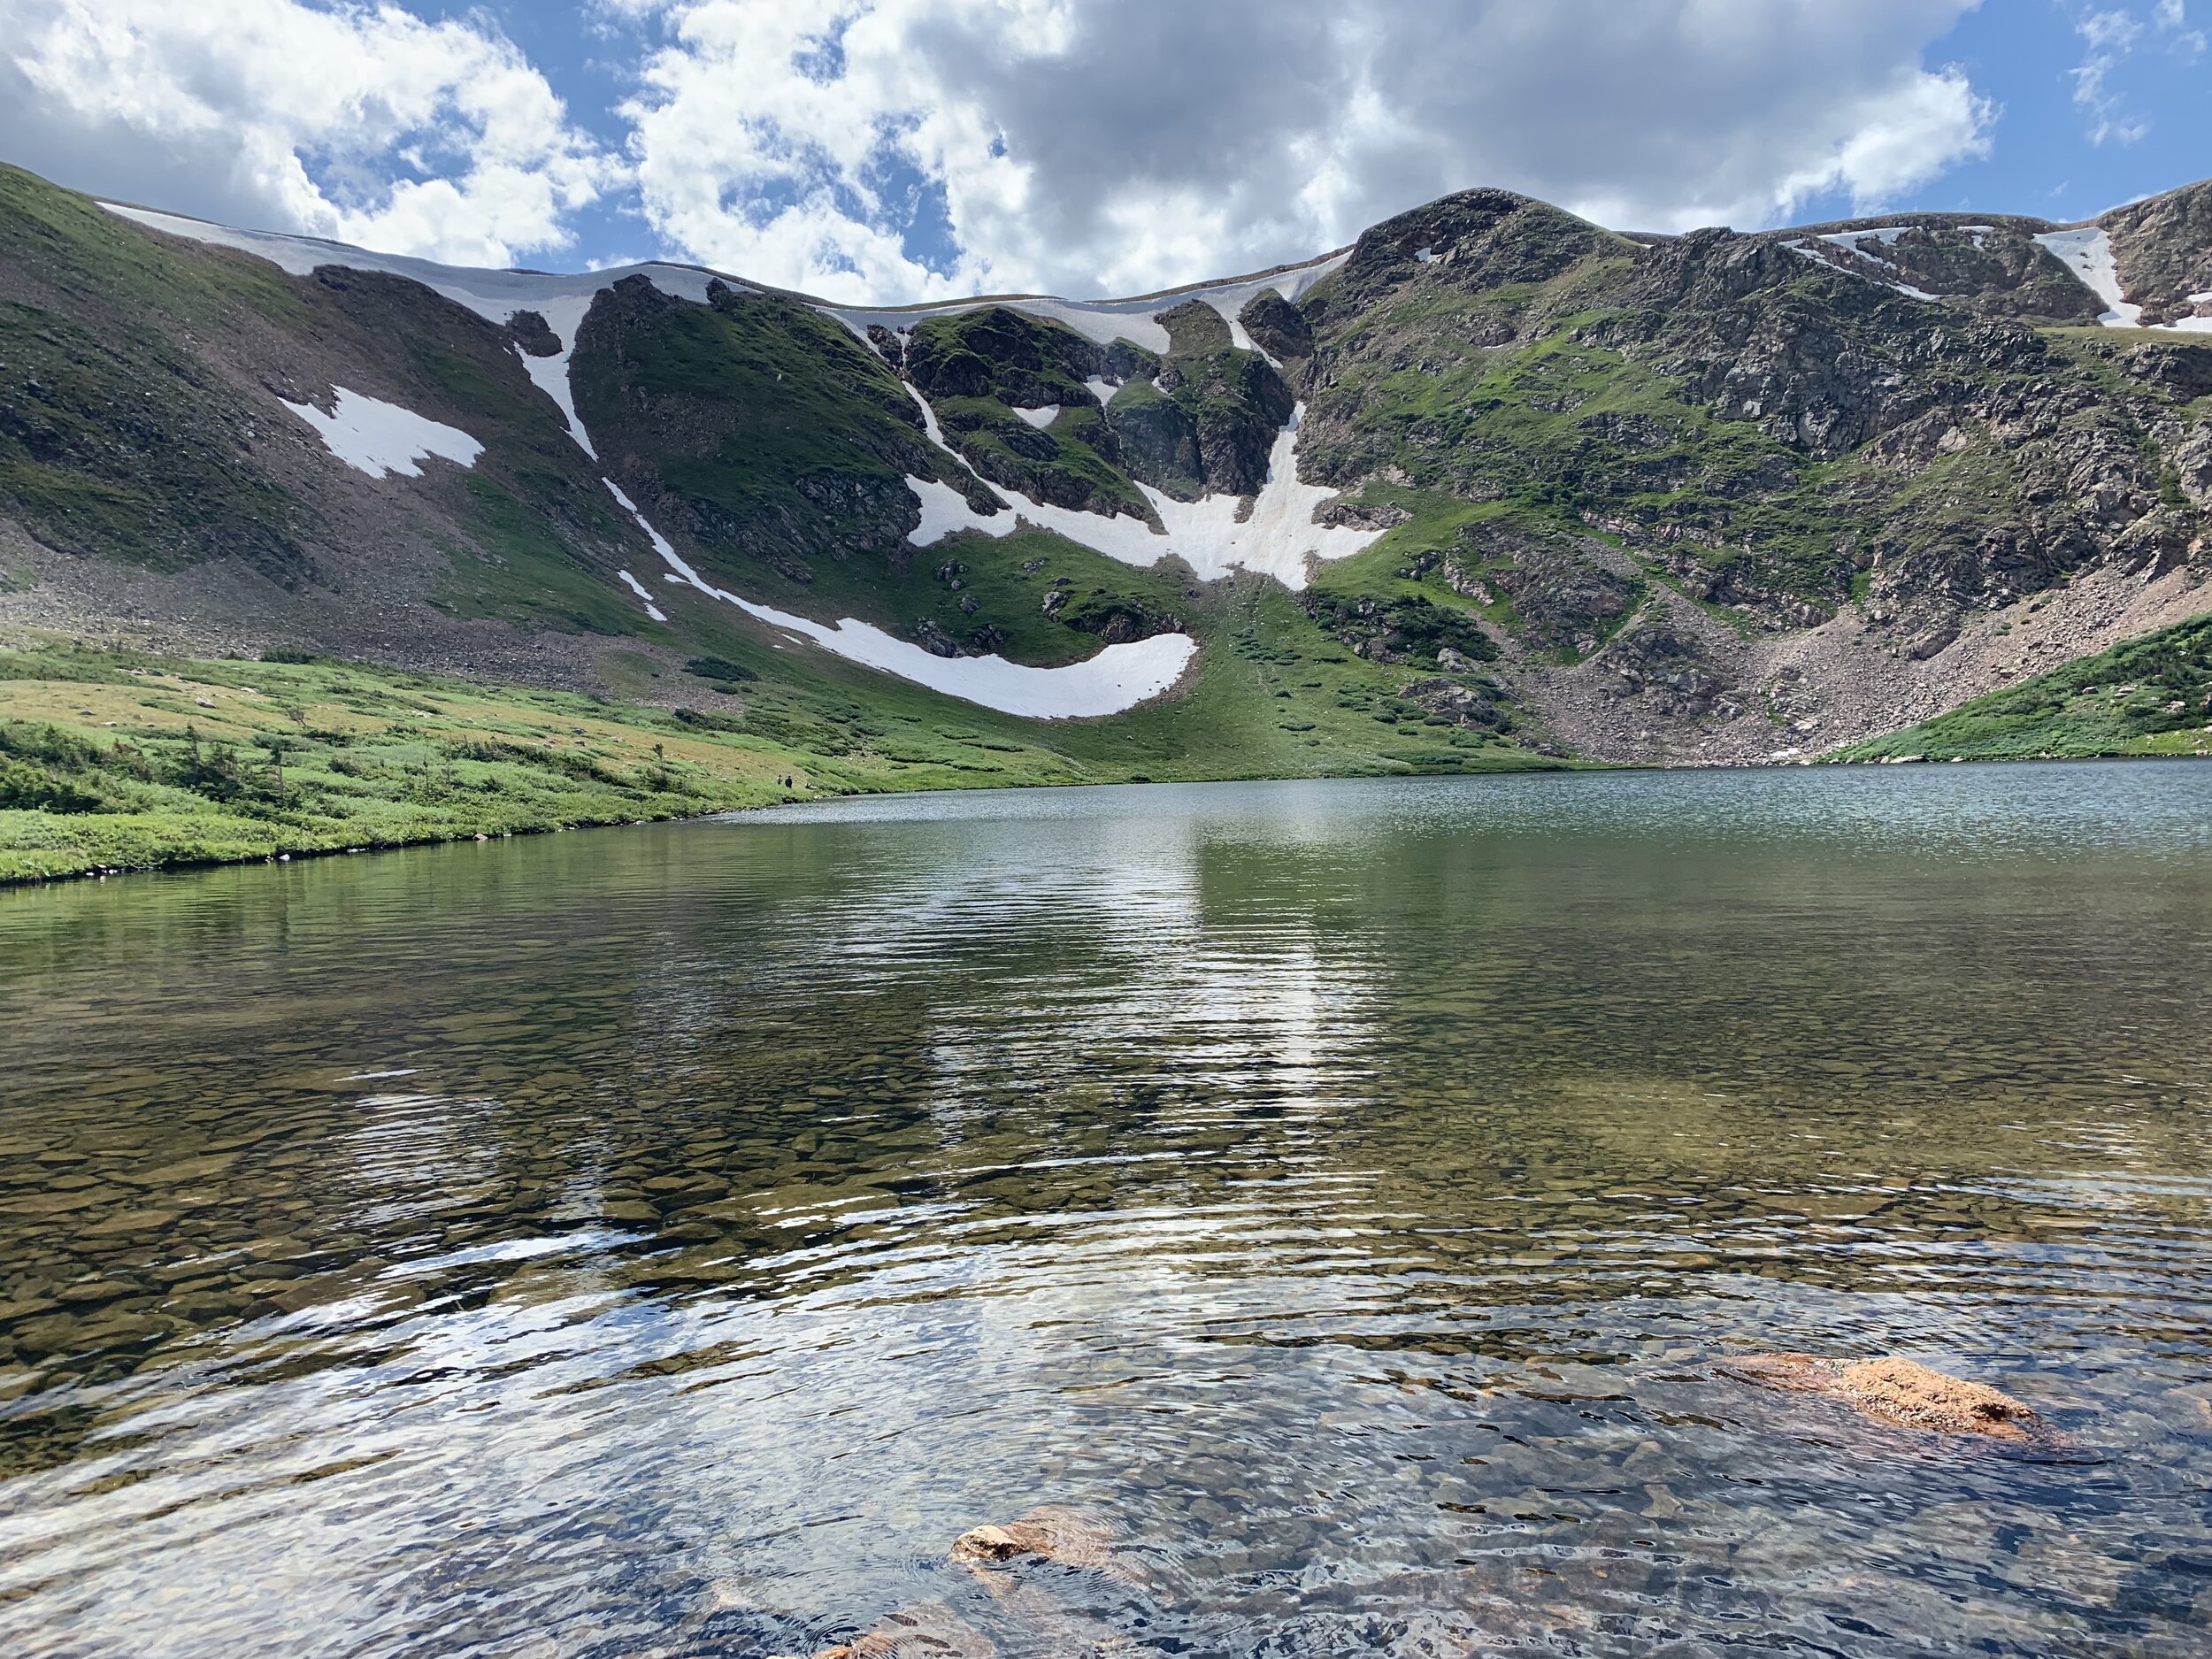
[1,765,2209,1657]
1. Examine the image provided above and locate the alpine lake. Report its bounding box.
[3,763,2210,1657]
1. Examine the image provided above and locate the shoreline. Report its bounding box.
[13,747,2209,894]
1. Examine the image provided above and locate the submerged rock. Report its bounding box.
[950,1507,1128,1576]
[779,1601,995,1659]
[1729,1353,2039,1439]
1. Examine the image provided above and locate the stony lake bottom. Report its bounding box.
[1,764,2209,1658]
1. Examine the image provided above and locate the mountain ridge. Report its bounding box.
[6,159,2212,777]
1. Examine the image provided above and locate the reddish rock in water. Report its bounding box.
[1729,1353,2038,1439]
[950,1508,1121,1571]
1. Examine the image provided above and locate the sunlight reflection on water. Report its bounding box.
[1,764,2209,1655]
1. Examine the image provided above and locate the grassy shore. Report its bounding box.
[0,640,1116,882]
[0,625,1572,883]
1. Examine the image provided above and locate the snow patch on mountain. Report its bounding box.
[902,388,1379,589]
[100,203,733,457]
[509,292,598,457]
[906,480,1017,546]
[616,570,667,621]
[2035,228,2143,327]
[821,249,1349,356]
[602,479,1190,717]
[280,388,482,478]
[1010,404,1059,428]
[739,613,1194,719]
[1782,239,1939,303]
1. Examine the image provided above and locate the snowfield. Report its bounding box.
[2034,227,2142,327]
[601,480,1194,718]
[906,479,1017,547]
[279,388,482,478]
[902,389,1381,589]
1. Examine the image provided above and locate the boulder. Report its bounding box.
[1728,1353,2038,1439]
[949,1507,1128,1577]
[1238,289,1314,359]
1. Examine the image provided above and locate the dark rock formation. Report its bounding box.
[1239,288,1313,359]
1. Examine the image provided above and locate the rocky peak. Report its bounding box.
[2104,178,2212,326]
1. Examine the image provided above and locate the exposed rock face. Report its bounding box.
[1769,219,2102,321]
[1238,288,1313,359]
[1086,314,1294,501]
[1183,349,1295,497]
[504,309,561,357]
[1601,617,1739,718]
[1728,1354,2039,1439]
[1315,188,1620,319]
[1453,523,1640,657]
[2106,179,2212,324]
[1103,380,1203,498]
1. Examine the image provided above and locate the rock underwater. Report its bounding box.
[1727,1354,2040,1440]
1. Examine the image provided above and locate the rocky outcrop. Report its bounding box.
[1303,590,1498,667]
[1727,1354,2039,1439]
[1103,380,1202,497]
[1311,188,1623,320]
[1238,288,1313,359]
[1102,338,1293,501]
[1768,219,2101,322]
[905,305,1101,407]
[2106,179,2212,325]
[504,309,561,357]
[1452,523,1640,657]
[1154,298,1232,357]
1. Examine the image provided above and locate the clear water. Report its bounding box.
[2,764,2210,1657]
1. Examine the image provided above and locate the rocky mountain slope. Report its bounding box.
[5,159,2212,768]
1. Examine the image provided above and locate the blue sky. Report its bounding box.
[1902,1,2209,222]
[2,1,2208,301]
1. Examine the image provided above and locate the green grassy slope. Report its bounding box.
[0,607,1565,880]
[1830,612,2212,761]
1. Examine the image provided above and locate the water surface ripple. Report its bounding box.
[3,765,2210,1656]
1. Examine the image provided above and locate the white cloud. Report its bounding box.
[621,0,1994,303]
[2071,1,2201,142]
[2155,0,2209,56]
[0,0,2001,300]
[0,0,620,265]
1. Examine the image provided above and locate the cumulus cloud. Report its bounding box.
[0,0,1998,298]
[0,0,619,265]
[621,0,1994,303]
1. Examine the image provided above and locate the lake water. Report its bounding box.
[3,764,2211,1657]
